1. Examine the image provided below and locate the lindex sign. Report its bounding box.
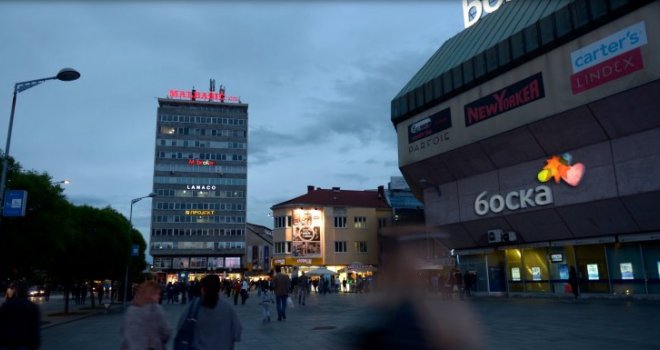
[474,185,553,216]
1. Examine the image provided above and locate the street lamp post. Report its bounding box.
[0,68,80,219]
[123,192,156,308]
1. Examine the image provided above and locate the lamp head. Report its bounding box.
[56,68,80,82]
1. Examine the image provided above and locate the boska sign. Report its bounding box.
[474,185,553,216]
[463,0,513,28]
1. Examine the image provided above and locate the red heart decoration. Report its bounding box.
[562,163,585,187]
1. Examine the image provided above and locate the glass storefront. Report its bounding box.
[459,239,660,296]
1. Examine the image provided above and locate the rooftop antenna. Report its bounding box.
[191,86,196,101]
[219,84,226,103]
[210,79,215,101]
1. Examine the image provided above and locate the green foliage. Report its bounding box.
[0,157,148,285]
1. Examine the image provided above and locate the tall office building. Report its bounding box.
[150,82,248,283]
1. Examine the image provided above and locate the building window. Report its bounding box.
[355,241,367,253]
[354,216,367,229]
[274,215,292,228]
[378,218,388,228]
[275,241,292,254]
[334,216,347,228]
[334,241,347,253]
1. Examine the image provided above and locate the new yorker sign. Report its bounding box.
[464,73,545,127]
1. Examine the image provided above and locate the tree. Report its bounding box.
[0,166,72,282]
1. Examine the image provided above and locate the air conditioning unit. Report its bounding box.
[502,231,518,242]
[488,229,503,243]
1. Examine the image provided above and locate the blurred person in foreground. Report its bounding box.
[341,244,484,350]
[0,281,41,350]
[176,274,241,350]
[120,280,172,350]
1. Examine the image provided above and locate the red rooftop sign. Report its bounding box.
[168,89,240,103]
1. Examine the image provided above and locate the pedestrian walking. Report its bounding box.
[166,282,175,304]
[119,281,172,350]
[568,266,579,299]
[175,274,242,350]
[240,279,249,305]
[453,269,464,300]
[297,272,309,305]
[272,266,291,321]
[0,281,41,350]
[259,286,274,323]
[463,271,472,297]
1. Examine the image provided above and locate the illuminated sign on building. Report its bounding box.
[168,89,240,103]
[292,209,323,258]
[408,108,452,143]
[537,153,585,187]
[185,210,215,216]
[474,185,553,216]
[463,0,513,28]
[570,22,647,94]
[188,159,217,166]
[464,73,545,127]
[186,185,217,190]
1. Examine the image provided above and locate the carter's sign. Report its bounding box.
[570,22,647,94]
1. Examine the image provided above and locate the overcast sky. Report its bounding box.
[0,1,463,246]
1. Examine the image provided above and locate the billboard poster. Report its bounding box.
[531,267,542,281]
[511,267,521,281]
[620,262,634,280]
[587,264,599,280]
[559,264,569,280]
[292,209,322,257]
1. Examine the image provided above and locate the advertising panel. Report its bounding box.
[511,267,521,281]
[587,264,599,280]
[464,73,545,127]
[620,262,634,280]
[292,209,323,257]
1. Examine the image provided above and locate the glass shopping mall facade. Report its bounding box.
[392,0,660,296]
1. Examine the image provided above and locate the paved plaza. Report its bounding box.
[39,292,660,350]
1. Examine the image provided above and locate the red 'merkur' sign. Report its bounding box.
[169,89,240,103]
[188,159,216,166]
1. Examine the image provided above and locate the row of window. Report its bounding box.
[159,126,246,138]
[154,176,246,186]
[153,215,245,224]
[157,138,246,149]
[274,241,368,254]
[151,228,245,237]
[159,114,246,125]
[155,163,246,175]
[275,215,389,229]
[157,152,246,162]
[335,216,368,229]
[155,189,245,198]
[155,202,244,211]
[153,256,242,269]
[151,241,245,250]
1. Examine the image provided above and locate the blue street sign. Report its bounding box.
[131,244,140,257]
[3,190,28,217]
